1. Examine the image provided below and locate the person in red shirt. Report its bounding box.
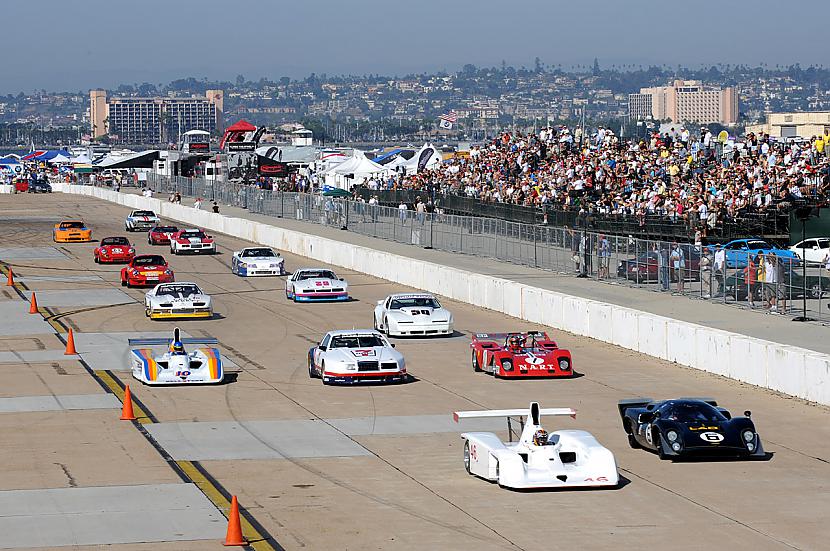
[743,255,759,308]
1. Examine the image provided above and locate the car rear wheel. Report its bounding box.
[463,441,471,474]
[472,351,482,372]
[811,283,823,298]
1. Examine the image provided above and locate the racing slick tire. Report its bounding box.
[144,306,151,318]
[120,277,127,287]
[463,440,472,474]
[383,318,391,337]
[320,361,330,385]
[94,255,99,264]
[307,351,318,378]
[472,351,482,372]
[147,235,153,245]
[811,283,824,299]
[656,431,669,460]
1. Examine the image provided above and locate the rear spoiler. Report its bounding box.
[617,398,653,420]
[129,327,218,347]
[454,402,576,424]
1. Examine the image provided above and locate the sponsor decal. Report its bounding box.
[315,281,331,286]
[699,432,724,443]
[470,442,477,461]
[689,426,720,431]
[584,477,609,483]
[351,349,377,357]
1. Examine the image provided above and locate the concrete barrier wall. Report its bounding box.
[57,184,829,406]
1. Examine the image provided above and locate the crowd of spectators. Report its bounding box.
[362,125,830,236]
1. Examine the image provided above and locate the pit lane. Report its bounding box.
[1,192,828,551]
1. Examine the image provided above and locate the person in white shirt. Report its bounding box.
[713,246,726,296]
[398,201,408,222]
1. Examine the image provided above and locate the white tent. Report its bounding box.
[324,150,392,189]
[399,143,442,174]
[70,154,92,164]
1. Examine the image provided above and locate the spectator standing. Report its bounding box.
[743,255,758,308]
[368,195,378,222]
[194,197,202,210]
[700,249,713,297]
[598,234,610,279]
[657,243,670,291]
[212,201,220,214]
[714,246,726,297]
[416,197,426,224]
[398,201,408,222]
[765,254,778,313]
[670,242,685,293]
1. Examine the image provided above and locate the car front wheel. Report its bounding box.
[472,351,482,372]
[463,441,471,474]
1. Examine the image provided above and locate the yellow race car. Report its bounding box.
[53,220,92,243]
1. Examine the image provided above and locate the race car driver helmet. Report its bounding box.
[508,335,524,351]
[533,428,549,446]
[170,341,186,355]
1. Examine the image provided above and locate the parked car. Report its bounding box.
[28,180,52,193]
[790,238,830,266]
[709,238,799,269]
[617,245,701,283]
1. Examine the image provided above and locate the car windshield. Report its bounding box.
[329,335,385,348]
[60,222,84,229]
[133,211,155,217]
[181,231,206,239]
[101,237,129,246]
[154,226,178,233]
[298,270,336,280]
[133,256,166,266]
[156,284,200,297]
[663,402,726,423]
[389,297,439,309]
[242,248,276,258]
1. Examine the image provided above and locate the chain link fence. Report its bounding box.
[142,174,830,323]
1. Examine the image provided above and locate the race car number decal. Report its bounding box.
[315,281,330,286]
[175,371,191,377]
[699,432,724,443]
[525,356,544,365]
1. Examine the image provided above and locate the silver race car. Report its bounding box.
[144,282,213,320]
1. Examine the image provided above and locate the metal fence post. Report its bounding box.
[533,225,538,268]
[426,214,434,249]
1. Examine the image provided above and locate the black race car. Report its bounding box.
[618,398,764,460]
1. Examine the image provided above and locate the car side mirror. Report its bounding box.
[743,410,752,418]
[339,277,344,281]
[318,345,327,351]
[377,300,384,306]
[391,343,396,348]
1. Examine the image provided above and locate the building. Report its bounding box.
[628,80,738,125]
[89,89,223,144]
[745,112,830,138]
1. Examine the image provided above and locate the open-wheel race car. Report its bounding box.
[129,327,224,385]
[470,331,573,378]
[618,398,765,460]
[456,402,618,490]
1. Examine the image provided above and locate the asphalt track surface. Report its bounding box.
[1,192,829,551]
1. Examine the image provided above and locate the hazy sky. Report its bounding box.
[3,0,828,94]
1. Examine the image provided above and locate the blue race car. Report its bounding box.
[709,238,799,269]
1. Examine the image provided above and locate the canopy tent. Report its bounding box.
[21,150,47,161]
[0,156,20,165]
[95,150,159,170]
[371,148,415,165]
[323,150,392,189]
[70,154,92,165]
[45,152,71,164]
[225,120,257,133]
[398,143,442,174]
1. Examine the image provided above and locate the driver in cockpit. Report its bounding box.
[170,341,186,355]
[533,428,552,446]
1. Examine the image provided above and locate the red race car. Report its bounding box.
[470,331,573,378]
[147,225,179,245]
[120,254,174,288]
[94,236,135,264]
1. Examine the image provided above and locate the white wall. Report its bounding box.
[57,184,830,406]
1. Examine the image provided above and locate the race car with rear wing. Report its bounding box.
[169,228,216,255]
[129,327,224,385]
[94,236,135,264]
[470,331,573,378]
[125,210,161,232]
[456,402,618,489]
[53,220,92,243]
[308,329,405,384]
[618,398,765,460]
[147,225,179,245]
[286,268,349,302]
[373,293,453,337]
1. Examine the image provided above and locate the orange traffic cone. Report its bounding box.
[120,385,137,421]
[5,268,13,286]
[29,292,38,314]
[64,329,77,355]
[223,495,247,546]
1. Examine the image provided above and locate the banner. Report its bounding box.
[417,148,434,171]
[439,119,453,130]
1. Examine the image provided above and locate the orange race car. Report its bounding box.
[53,220,92,243]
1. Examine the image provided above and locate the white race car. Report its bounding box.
[308,330,406,384]
[286,268,349,302]
[125,210,161,232]
[129,328,224,385]
[169,228,217,255]
[456,402,619,490]
[231,247,285,276]
[144,282,213,320]
[373,293,453,337]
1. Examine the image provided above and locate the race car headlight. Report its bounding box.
[131,269,139,275]
[100,249,108,255]
[345,363,356,371]
[239,262,248,268]
[666,430,678,442]
[128,248,135,254]
[671,442,682,452]
[501,360,513,371]
[164,269,173,275]
[558,359,570,370]
[746,442,755,452]
[742,430,754,443]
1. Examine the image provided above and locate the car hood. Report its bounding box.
[325,346,401,363]
[388,306,448,319]
[294,277,346,290]
[240,256,283,265]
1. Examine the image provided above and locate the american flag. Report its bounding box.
[439,110,458,123]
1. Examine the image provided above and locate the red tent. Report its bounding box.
[220,120,258,149]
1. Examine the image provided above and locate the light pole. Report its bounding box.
[793,206,815,322]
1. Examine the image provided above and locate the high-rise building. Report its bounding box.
[628,80,738,125]
[89,89,224,144]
